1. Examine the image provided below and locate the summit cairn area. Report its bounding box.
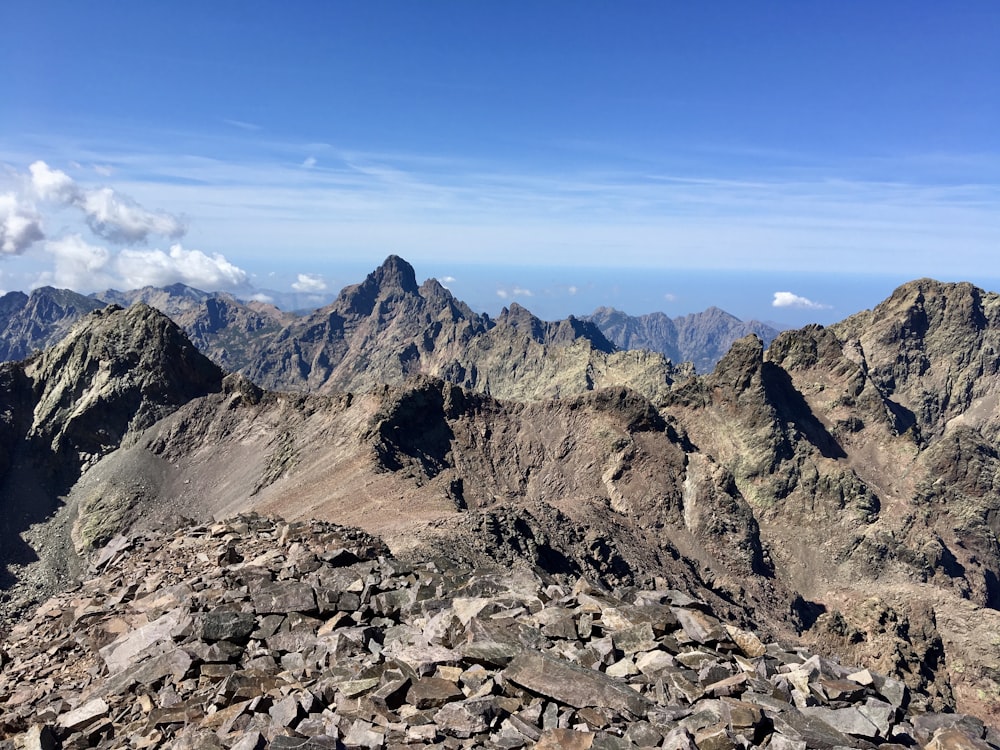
[1,515,995,749]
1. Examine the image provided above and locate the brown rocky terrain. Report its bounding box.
[3,266,1000,736]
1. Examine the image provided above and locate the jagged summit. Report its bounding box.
[828,277,1000,440]
[333,255,422,318]
[371,253,421,295]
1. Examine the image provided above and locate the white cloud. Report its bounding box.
[29,161,79,203]
[302,156,317,169]
[249,292,275,303]
[441,275,456,283]
[664,292,677,302]
[116,244,249,290]
[497,286,533,300]
[0,193,44,255]
[772,291,831,310]
[93,164,113,177]
[291,272,327,292]
[28,160,186,244]
[42,234,115,289]
[81,187,186,243]
[567,285,578,295]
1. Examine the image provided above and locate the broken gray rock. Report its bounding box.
[0,514,996,750]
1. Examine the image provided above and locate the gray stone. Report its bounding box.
[202,609,256,641]
[251,581,316,614]
[407,676,464,709]
[802,706,879,739]
[877,676,908,709]
[504,651,653,717]
[98,608,185,673]
[269,694,304,729]
[433,697,500,738]
[767,708,867,749]
[665,670,705,704]
[857,698,895,738]
[767,733,807,750]
[623,720,663,747]
[635,649,675,675]
[672,608,727,644]
[229,732,266,750]
[612,622,657,654]
[20,725,57,750]
[660,726,699,750]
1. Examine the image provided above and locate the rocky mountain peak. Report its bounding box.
[373,253,420,293]
[710,333,765,393]
[497,302,542,332]
[586,306,778,374]
[24,303,224,471]
[0,290,29,317]
[334,255,421,318]
[829,278,1000,439]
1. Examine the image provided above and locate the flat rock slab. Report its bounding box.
[503,651,653,717]
[99,609,185,673]
[57,698,109,731]
[251,581,316,614]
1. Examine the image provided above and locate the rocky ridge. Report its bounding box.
[95,285,296,374]
[4,514,995,750]
[0,303,223,617]
[0,257,769,400]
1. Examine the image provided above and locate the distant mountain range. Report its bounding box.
[0,257,779,387]
[584,305,779,374]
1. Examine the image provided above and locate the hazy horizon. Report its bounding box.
[6,256,991,333]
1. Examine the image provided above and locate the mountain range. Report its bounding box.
[0,256,777,385]
[2,256,1000,736]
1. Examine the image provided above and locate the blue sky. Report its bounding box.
[1,2,998,325]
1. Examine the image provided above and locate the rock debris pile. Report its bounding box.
[1,515,996,749]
